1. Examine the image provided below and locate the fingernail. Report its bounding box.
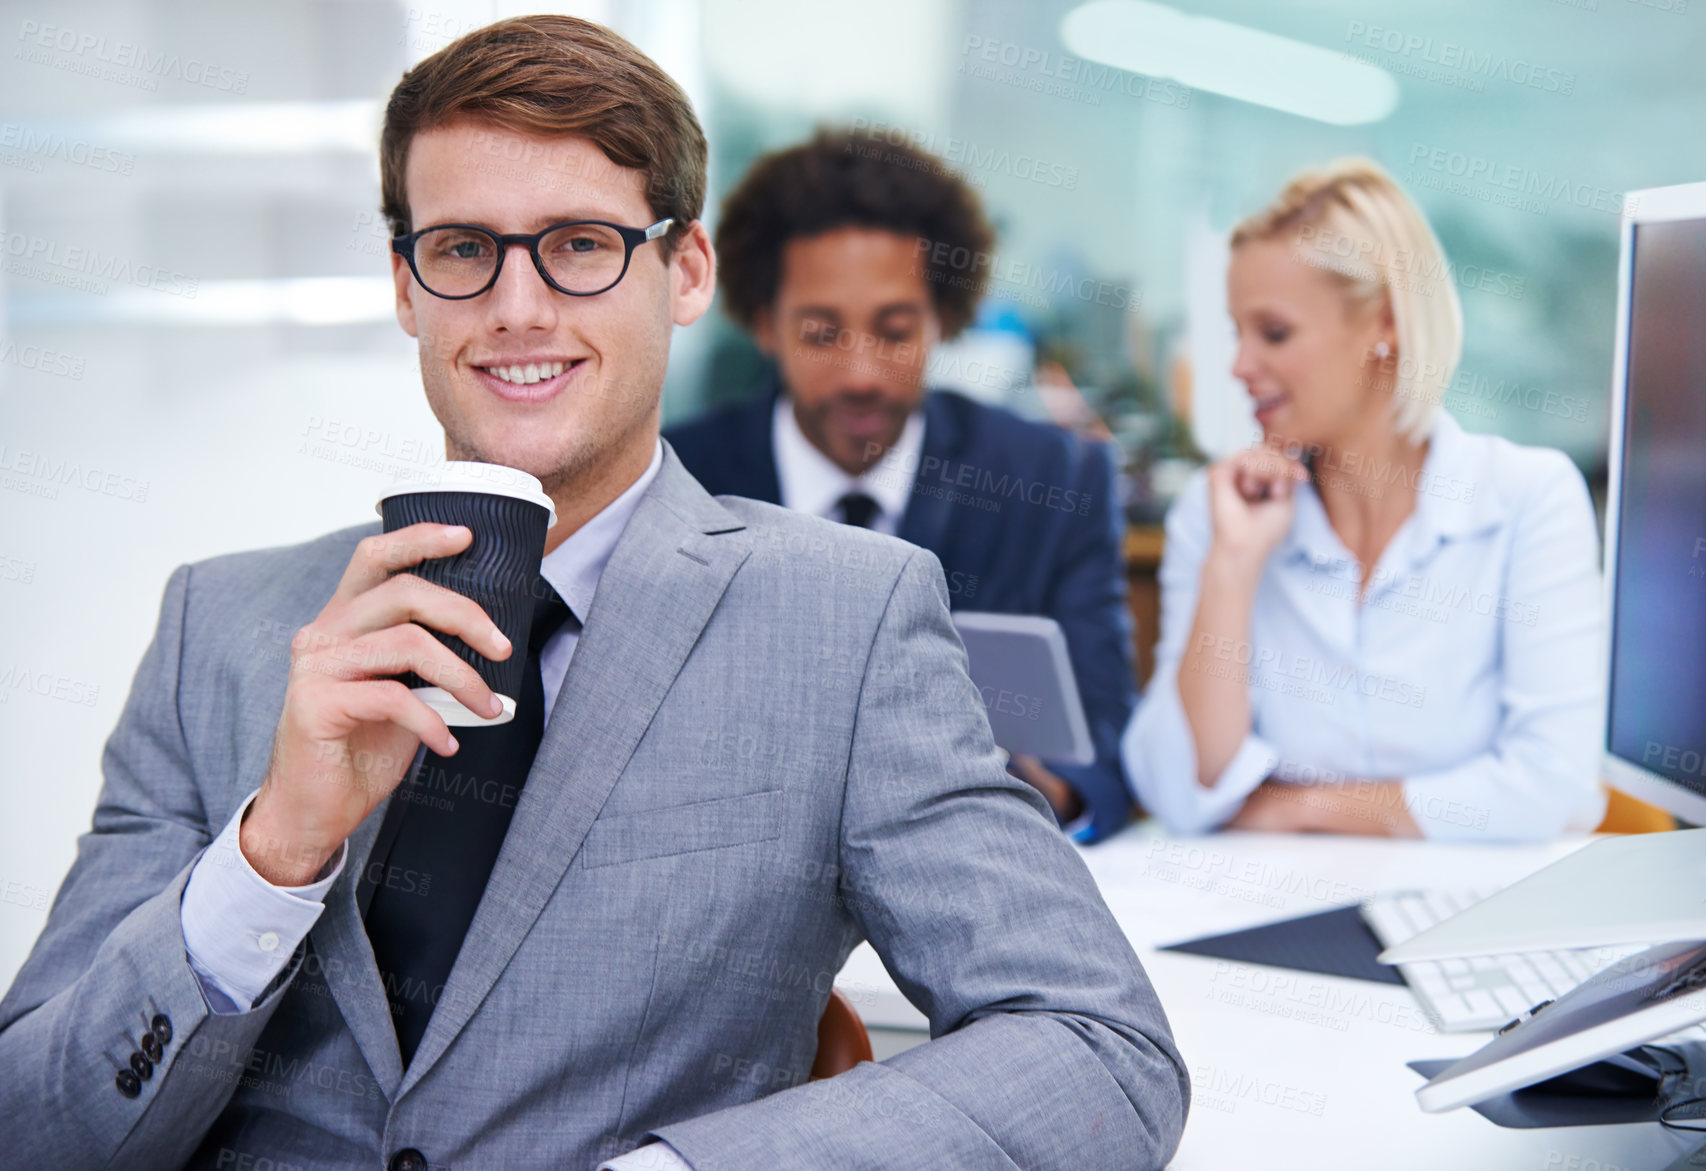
[494,631,511,651]
[488,694,503,716]
[447,734,459,753]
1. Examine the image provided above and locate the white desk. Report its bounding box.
[836,825,1701,1169]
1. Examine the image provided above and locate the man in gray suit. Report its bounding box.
[0,15,1187,1170]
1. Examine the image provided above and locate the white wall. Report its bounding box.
[0,0,710,991]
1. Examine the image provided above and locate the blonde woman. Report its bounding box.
[1123,158,1604,840]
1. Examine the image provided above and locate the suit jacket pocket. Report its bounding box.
[578,789,783,869]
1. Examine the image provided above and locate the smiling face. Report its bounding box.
[1227,238,1396,450]
[393,120,713,508]
[753,227,939,476]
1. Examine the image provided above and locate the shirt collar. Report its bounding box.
[1406,411,1507,543]
[538,437,662,621]
[771,394,925,524]
[1281,412,1507,568]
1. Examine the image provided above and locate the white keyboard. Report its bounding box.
[1361,890,1643,1033]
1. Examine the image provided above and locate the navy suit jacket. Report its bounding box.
[665,381,1135,842]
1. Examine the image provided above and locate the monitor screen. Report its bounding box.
[1606,216,1706,806]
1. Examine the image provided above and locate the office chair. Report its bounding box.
[1596,787,1677,834]
[809,988,873,1079]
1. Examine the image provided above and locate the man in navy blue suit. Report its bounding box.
[666,129,1135,843]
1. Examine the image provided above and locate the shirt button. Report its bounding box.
[140,1031,162,1063]
[389,1149,428,1171]
[115,1069,141,1098]
[151,1013,173,1045]
[258,931,281,952]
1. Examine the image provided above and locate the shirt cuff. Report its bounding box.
[1191,733,1280,831]
[600,1141,694,1170]
[180,788,347,1013]
[1063,808,1095,843]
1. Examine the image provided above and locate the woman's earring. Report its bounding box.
[1374,341,1392,359]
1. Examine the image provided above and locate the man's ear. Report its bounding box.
[669,220,717,328]
[392,250,419,339]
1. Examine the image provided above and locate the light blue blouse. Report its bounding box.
[1123,413,1606,840]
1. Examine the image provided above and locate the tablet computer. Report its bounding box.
[951,612,1094,765]
[1416,939,1706,1113]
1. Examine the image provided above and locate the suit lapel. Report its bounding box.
[728,379,784,504]
[396,444,752,1096]
[897,391,967,556]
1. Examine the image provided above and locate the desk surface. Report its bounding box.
[835,825,1700,1169]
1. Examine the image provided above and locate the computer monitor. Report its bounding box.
[1601,180,1706,825]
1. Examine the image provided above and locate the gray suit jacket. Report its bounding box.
[0,442,1187,1170]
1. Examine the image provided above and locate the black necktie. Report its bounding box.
[836,491,880,529]
[361,575,576,1067]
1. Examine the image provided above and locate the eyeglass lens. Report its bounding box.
[411,223,628,295]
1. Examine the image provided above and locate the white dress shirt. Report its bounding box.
[176,438,689,1171]
[1122,413,1607,840]
[771,393,924,534]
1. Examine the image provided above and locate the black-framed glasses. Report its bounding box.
[391,217,675,299]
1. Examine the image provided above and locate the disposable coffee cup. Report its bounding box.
[375,462,557,727]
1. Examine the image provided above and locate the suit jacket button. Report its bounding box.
[115,1069,141,1098]
[141,1031,163,1062]
[130,1051,154,1081]
[389,1149,428,1171]
[151,1013,173,1045]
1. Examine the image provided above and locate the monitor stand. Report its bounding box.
[1408,1041,1706,1130]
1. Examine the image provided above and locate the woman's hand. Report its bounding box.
[1179,447,1307,789]
[1227,780,1420,837]
[1205,446,1309,573]
[1189,450,1426,839]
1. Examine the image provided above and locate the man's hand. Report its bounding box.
[240,523,515,884]
[1009,754,1085,825]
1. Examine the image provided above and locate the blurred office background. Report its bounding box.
[1,0,1700,985]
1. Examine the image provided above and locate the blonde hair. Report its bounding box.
[1231,157,1462,444]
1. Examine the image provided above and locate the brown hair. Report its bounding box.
[715,128,997,339]
[379,14,705,249]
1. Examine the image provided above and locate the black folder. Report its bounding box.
[1161,904,1406,986]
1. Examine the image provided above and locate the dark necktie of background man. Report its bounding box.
[836,490,880,529]
[361,576,576,1066]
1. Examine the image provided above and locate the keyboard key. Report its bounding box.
[1501,955,1541,987]
[1493,986,1530,1017]
[1462,989,1499,1019]
[1430,995,1474,1025]
[1422,891,1460,925]
[1408,965,1449,994]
